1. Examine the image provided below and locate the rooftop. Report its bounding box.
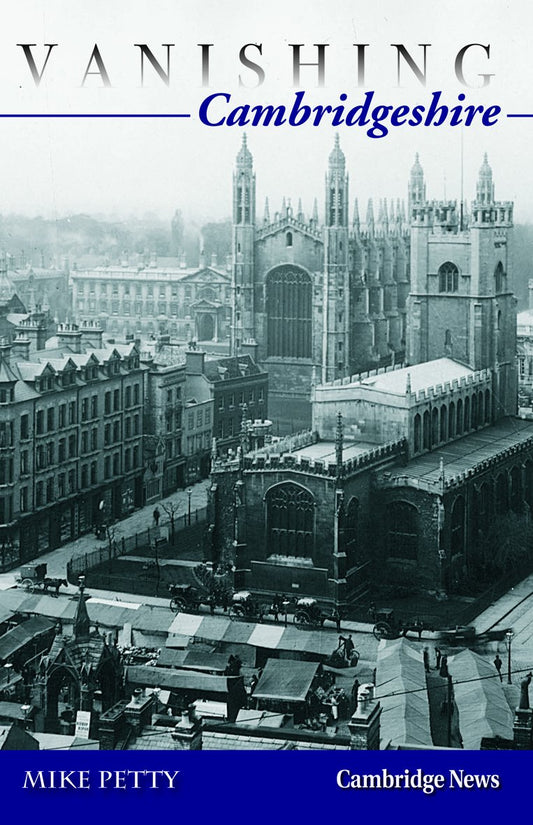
[378,418,533,490]
[319,358,475,397]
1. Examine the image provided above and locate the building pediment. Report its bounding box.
[180,267,230,284]
[190,298,222,310]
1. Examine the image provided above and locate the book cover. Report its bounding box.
[0,0,530,820]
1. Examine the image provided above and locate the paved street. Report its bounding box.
[0,479,210,595]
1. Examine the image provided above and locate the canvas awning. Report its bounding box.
[0,616,55,661]
[253,658,319,703]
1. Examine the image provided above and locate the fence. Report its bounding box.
[67,505,207,582]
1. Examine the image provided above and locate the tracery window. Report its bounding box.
[438,261,459,293]
[387,501,418,560]
[266,482,314,557]
[266,266,312,358]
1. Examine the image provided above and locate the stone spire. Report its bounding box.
[476,153,494,205]
[236,132,253,171]
[352,198,360,231]
[366,199,375,234]
[263,197,270,223]
[74,577,91,641]
[408,152,426,214]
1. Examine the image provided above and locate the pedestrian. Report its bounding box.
[153,507,160,526]
[439,654,449,678]
[493,654,503,682]
[331,608,341,632]
[345,634,355,663]
[351,678,360,713]
[423,646,430,673]
[435,647,442,671]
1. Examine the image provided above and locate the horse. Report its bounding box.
[43,577,68,597]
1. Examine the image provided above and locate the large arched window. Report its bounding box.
[448,401,456,438]
[266,482,314,557]
[438,261,459,293]
[440,405,447,442]
[387,501,418,560]
[266,265,312,358]
[414,414,421,453]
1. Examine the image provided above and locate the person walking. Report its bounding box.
[439,654,449,678]
[153,507,160,526]
[331,608,341,632]
[423,646,430,673]
[494,654,503,682]
[435,647,442,671]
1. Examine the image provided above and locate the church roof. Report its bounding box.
[320,358,475,397]
[380,418,533,490]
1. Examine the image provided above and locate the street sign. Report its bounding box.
[74,710,91,739]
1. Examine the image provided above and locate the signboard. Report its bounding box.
[74,710,91,740]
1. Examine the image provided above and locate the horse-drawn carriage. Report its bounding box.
[168,583,231,614]
[371,607,432,640]
[228,591,265,621]
[16,563,68,595]
[293,597,332,629]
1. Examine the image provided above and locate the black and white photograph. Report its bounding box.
[0,0,532,755]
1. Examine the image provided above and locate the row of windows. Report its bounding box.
[30,447,143,509]
[217,388,264,411]
[413,389,491,453]
[187,409,212,430]
[32,384,141,435]
[78,282,226,300]
[437,260,506,293]
[186,432,211,454]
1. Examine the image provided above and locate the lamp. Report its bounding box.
[505,630,514,684]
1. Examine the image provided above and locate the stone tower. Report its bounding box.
[322,134,350,383]
[231,134,256,354]
[407,153,516,417]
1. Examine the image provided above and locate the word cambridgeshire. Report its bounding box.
[198,90,501,137]
[336,769,501,795]
[23,770,180,790]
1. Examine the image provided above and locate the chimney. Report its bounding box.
[0,339,11,365]
[80,320,104,349]
[124,690,154,736]
[240,339,259,364]
[185,348,205,375]
[348,693,381,750]
[171,707,202,750]
[57,323,83,354]
[12,335,31,361]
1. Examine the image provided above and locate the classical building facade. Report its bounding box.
[71,255,231,343]
[208,155,526,605]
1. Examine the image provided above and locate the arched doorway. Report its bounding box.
[197,313,215,341]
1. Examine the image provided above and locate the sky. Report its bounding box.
[1,0,533,223]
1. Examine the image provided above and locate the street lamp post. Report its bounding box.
[506,630,514,684]
[187,489,192,525]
